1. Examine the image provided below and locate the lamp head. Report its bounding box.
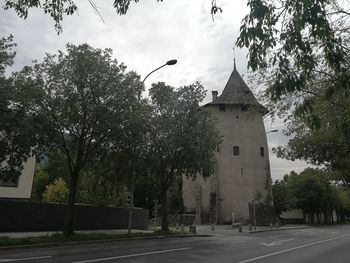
[166,59,177,66]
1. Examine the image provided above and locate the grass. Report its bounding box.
[0,230,189,247]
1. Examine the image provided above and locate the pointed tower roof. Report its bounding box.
[205,63,268,115]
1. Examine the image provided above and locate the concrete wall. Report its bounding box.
[183,104,273,223]
[0,157,36,199]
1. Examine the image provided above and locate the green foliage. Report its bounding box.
[237,0,349,99]
[168,175,184,214]
[276,168,350,220]
[273,83,350,180]
[42,177,69,203]
[78,171,129,207]
[0,35,36,181]
[11,43,144,235]
[4,0,77,33]
[31,169,50,201]
[272,179,291,216]
[143,82,221,230]
[2,0,164,33]
[237,0,350,176]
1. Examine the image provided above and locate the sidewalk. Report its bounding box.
[195,224,310,236]
[0,224,309,238]
[0,229,153,238]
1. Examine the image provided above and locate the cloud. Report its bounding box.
[0,0,311,181]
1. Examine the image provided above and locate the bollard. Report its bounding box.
[180,224,185,232]
[249,224,252,231]
[239,224,242,232]
[211,224,215,231]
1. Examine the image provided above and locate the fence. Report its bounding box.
[0,199,149,232]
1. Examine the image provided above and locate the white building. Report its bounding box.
[0,157,36,199]
[183,61,273,224]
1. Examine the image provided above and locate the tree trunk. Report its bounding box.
[63,173,79,236]
[331,210,334,223]
[160,186,169,231]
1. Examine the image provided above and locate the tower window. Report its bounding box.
[233,146,240,156]
[219,104,226,112]
[260,147,265,157]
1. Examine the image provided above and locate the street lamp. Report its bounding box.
[251,129,278,230]
[142,59,177,83]
[128,59,178,234]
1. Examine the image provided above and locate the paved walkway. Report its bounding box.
[0,225,309,238]
[0,229,153,238]
[195,224,309,236]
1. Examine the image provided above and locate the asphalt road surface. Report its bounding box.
[1,225,350,263]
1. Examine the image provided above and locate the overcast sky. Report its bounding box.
[0,0,311,180]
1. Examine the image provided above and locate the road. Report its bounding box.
[1,225,350,262]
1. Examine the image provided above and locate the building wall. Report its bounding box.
[183,104,272,223]
[0,157,36,199]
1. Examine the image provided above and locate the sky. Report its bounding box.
[0,0,311,180]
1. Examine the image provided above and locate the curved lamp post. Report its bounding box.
[251,129,278,230]
[128,59,178,234]
[142,59,177,83]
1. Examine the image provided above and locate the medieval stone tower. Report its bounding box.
[182,61,273,224]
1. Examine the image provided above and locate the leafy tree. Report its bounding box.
[236,0,350,174]
[272,179,291,216]
[237,0,349,99]
[274,83,350,181]
[2,0,163,33]
[32,150,130,207]
[42,177,69,203]
[143,82,221,231]
[31,169,50,201]
[284,168,338,224]
[0,35,37,182]
[13,43,143,235]
[334,188,350,222]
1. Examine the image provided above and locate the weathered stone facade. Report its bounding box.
[182,62,273,224]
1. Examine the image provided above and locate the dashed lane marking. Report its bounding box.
[72,247,192,263]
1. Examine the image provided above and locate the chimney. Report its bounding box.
[212,91,218,102]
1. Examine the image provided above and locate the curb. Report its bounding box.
[0,234,209,251]
[248,226,310,234]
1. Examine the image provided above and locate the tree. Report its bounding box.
[42,177,69,203]
[2,0,163,33]
[272,179,291,216]
[236,0,350,173]
[237,0,349,99]
[13,43,143,235]
[0,35,37,182]
[143,82,221,231]
[273,82,350,181]
[283,168,338,224]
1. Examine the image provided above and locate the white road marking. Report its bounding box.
[72,247,192,263]
[260,239,294,246]
[231,241,246,244]
[0,256,52,262]
[238,233,350,263]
